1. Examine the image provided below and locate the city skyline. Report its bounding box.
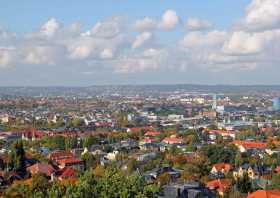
[1,0,280,86]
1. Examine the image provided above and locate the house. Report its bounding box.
[211,163,232,175]
[22,130,45,141]
[126,126,154,134]
[207,179,231,197]
[139,137,156,145]
[139,143,160,151]
[48,151,74,162]
[247,190,280,198]
[233,164,272,180]
[144,131,161,136]
[162,137,183,144]
[137,152,157,162]
[208,130,237,139]
[56,157,84,170]
[105,150,119,161]
[54,167,77,181]
[27,163,55,177]
[232,140,267,153]
[158,181,216,198]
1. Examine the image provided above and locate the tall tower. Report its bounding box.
[273,97,280,111]
[212,94,217,110]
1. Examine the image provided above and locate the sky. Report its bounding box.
[0,0,280,86]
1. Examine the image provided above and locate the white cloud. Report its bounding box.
[40,18,62,37]
[132,32,153,49]
[134,17,157,31]
[158,10,180,30]
[24,45,64,65]
[1,0,280,78]
[0,47,16,67]
[243,0,280,30]
[91,17,124,38]
[185,18,213,30]
[180,31,228,48]
[223,30,280,55]
[68,38,95,59]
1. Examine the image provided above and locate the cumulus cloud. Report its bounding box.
[222,30,279,55]
[242,0,280,31]
[185,18,213,30]
[40,18,62,37]
[91,17,124,38]
[134,17,157,31]
[132,32,153,49]
[0,47,16,67]
[1,0,280,78]
[180,31,228,48]
[158,10,180,30]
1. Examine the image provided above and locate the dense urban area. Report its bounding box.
[0,85,280,198]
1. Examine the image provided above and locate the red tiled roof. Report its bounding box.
[145,131,161,136]
[232,140,267,149]
[27,163,55,176]
[162,137,183,144]
[247,190,280,198]
[56,167,77,179]
[212,163,232,172]
[207,179,231,193]
[127,127,154,133]
[48,151,74,161]
[142,137,156,142]
[57,157,83,166]
[23,130,45,139]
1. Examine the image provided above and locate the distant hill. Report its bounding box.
[0,84,280,97]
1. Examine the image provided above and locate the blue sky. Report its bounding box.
[0,0,280,86]
[1,0,249,31]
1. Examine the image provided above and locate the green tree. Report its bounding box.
[30,173,51,198]
[65,137,77,151]
[272,174,280,190]
[47,183,66,198]
[9,140,25,171]
[157,172,171,186]
[45,136,66,150]
[82,152,97,170]
[71,118,85,127]
[236,173,252,193]
[83,135,99,148]
[3,183,29,198]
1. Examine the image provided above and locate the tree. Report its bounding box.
[3,183,29,198]
[272,174,280,190]
[45,136,65,150]
[236,173,252,193]
[201,144,237,164]
[93,165,105,178]
[71,118,84,127]
[9,140,25,172]
[65,136,77,151]
[66,171,98,198]
[83,135,99,148]
[82,152,97,170]
[96,168,154,198]
[157,172,171,186]
[127,159,138,174]
[47,183,66,198]
[30,173,51,198]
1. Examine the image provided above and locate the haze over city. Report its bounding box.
[1,0,280,86]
